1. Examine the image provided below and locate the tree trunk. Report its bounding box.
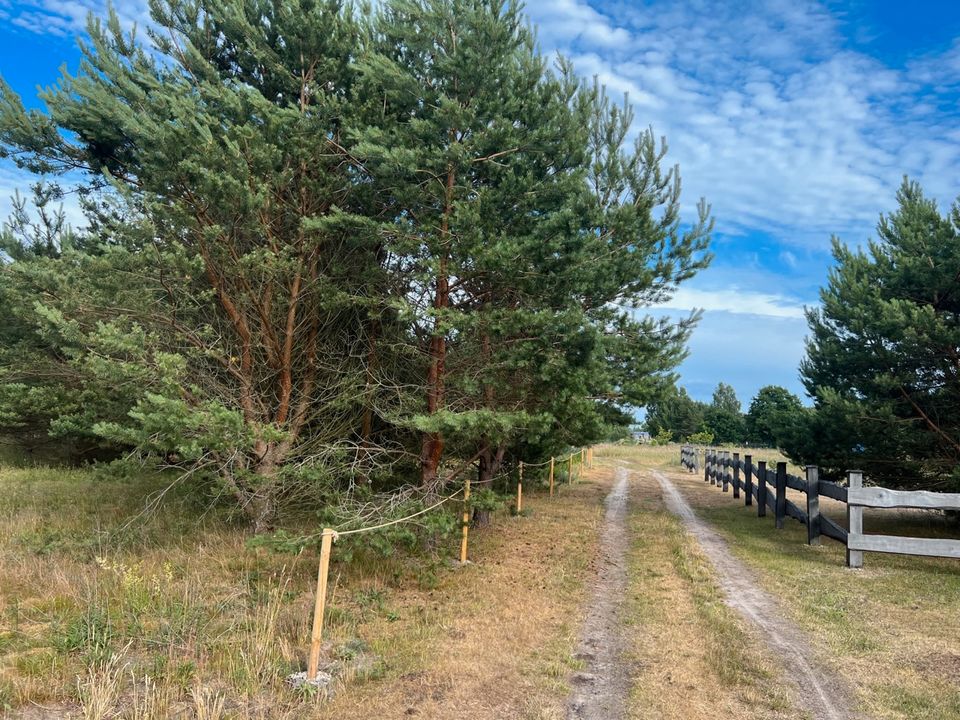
[250,494,276,534]
[244,441,290,533]
[421,168,455,485]
[472,507,491,527]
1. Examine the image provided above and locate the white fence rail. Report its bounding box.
[846,471,960,567]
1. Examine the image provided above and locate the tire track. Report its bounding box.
[566,466,631,720]
[653,470,860,720]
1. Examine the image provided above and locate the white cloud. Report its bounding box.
[0,162,87,231]
[2,0,149,36]
[525,0,960,249]
[663,286,807,319]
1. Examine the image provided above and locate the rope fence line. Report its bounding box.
[305,444,596,679]
[331,489,465,538]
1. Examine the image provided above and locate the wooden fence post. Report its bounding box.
[722,451,729,492]
[757,460,767,517]
[588,447,593,468]
[568,454,573,484]
[517,461,523,514]
[549,457,555,498]
[775,462,787,529]
[308,529,335,679]
[704,450,710,482]
[710,451,717,486]
[732,452,741,499]
[744,455,753,506]
[806,465,821,546]
[847,470,864,568]
[460,474,471,562]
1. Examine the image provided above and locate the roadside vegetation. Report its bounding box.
[635,443,960,720]
[0,461,605,718]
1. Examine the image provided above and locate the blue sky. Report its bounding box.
[1,0,960,409]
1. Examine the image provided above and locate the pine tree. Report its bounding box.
[357,2,711,483]
[0,0,713,522]
[797,179,960,488]
[0,0,393,528]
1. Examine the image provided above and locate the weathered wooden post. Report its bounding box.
[460,474,471,562]
[775,462,787,529]
[568,454,573,484]
[732,452,741,499]
[757,460,767,517]
[308,528,335,679]
[805,465,821,546]
[722,451,730,492]
[549,456,555,498]
[704,450,711,483]
[847,470,864,568]
[744,455,753,506]
[517,461,523,514]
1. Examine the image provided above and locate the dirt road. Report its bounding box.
[566,466,631,720]
[653,470,859,720]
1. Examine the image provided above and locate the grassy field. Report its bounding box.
[624,442,960,720]
[0,462,605,719]
[5,443,958,720]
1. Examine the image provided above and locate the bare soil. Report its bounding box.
[566,465,632,720]
[653,469,860,720]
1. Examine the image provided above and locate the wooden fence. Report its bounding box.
[680,445,699,473]
[681,446,960,568]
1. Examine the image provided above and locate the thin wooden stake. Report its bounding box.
[460,474,471,563]
[549,456,555,497]
[516,461,523,514]
[568,454,573,484]
[307,529,335,679]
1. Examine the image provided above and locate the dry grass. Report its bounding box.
[619,443,960,720]
[0,463,607,719]
[316,472,608,719]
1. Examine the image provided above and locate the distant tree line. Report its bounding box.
[0,0,712,529]
[644,382,804,447]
